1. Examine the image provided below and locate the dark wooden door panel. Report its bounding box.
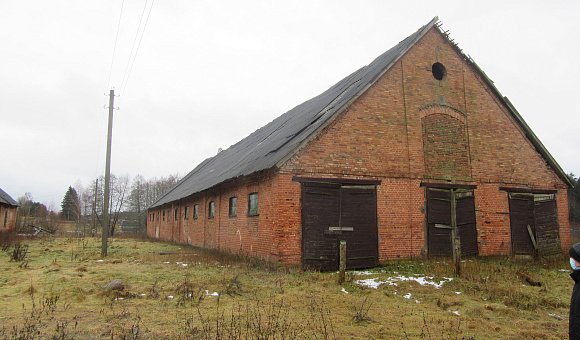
[427,188,452,256]
[302,183,340,271]
[456,191,478,256]
[427,188,478,257]
[341,186,378,269]
[301,182,378,271]
[508,193,536,255]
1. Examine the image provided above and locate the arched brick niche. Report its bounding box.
[420,105,470,179]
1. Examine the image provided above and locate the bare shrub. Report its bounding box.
[10,243,28,262]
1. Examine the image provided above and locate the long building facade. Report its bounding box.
[148,17,571,270]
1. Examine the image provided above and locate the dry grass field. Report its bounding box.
[0,230,574,339]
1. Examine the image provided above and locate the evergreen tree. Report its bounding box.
[61,186,80,221]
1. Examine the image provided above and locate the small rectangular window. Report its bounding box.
[193,205,198,219]
[163,211,165,221]
[248,192,259,216]
[175,208,179,221]
[184,206,189,220]
[229,197,237,217]
[157,212,160,221]
[208,201,215,219]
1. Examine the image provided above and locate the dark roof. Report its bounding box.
[0,188,18,207]
[151,16,570,209]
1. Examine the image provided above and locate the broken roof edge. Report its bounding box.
[465,58,572,188]
[431,20,571,188]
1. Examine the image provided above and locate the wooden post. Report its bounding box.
[338,240,346,284]
[450,189,461,276]
[527,224,539,259]
[102,90,115,257]
[454,236,461,277]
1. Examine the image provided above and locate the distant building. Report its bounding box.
[0,188,18,230]
[147,17,571,270]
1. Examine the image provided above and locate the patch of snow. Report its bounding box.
[349,270,377,276]
[356,278,386,289]
[355,275,453,289]
[341,288,349,294]
[205,290,219,297]
[167,296,174,299]
[96,260,103,262]
[450,311,460,316]
[404,293,412,299]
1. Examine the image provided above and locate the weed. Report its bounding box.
[149,280,160,299]
[40,292,60,315]
[10,242,29,262]
[221,273,243,297]
[176,278,204,306]
[306,297,336,339]
[351,297,373,323]
[186,294,302,339]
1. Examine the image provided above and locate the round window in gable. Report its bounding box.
[432,62,446,81]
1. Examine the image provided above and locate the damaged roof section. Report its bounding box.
[151,17,439,208]
[0,188,18,207]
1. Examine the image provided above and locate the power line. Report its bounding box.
[106,0,125,94]
[119,0,155,101]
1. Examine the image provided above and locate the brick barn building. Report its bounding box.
[0,188,18,230]
[148,17,572,270]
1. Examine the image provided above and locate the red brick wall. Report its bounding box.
[147,26,570,263]
[147,171,290,263]
[280,27,569,260]
[0,204,17,230]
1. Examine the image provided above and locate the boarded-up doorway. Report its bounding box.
[298,178,379,271]
[507,191,561,257]
[425,186,478,257]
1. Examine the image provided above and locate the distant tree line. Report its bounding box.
[16,174,180,235]
[16,192,59,233]
[71,173,180,235]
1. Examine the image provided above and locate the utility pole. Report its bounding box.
[102,89,115,256]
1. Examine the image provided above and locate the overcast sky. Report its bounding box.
[1,0,578,209]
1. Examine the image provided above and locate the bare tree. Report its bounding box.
[109,174,129,236]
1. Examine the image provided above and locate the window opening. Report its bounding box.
[229,197,237,217]
[208,201,215,219]
[248,193,259,216]
[432,62,446,80]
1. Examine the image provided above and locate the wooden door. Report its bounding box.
[427,188,478,257]
[301,182,378,271]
